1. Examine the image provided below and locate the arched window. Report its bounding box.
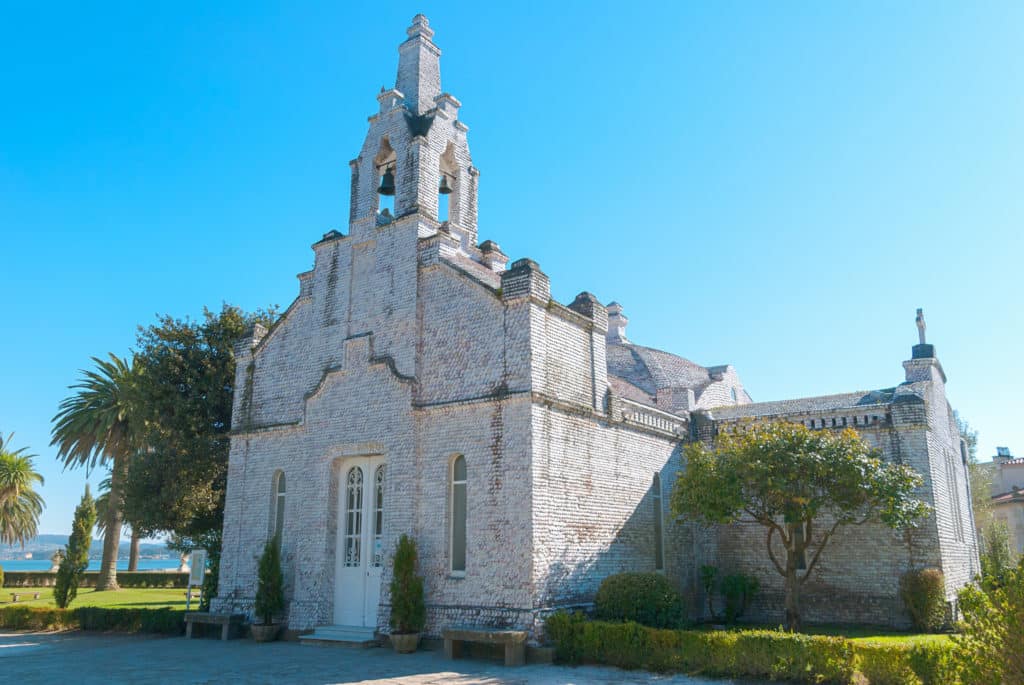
[450,455,467,574]
[374,137,397,219]
[271,471,286,545]
[372,465,385,568]
[652,473,664,571]
[344,467,364,567]
[438,142,458,223]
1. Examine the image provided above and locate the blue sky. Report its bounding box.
[2,2,1021,537]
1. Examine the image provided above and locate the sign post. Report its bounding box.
[185,549,207,612]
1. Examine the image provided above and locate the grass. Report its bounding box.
[2,587,191,610]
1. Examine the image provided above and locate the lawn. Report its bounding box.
[2,587,191,610]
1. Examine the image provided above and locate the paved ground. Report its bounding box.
[0,630,757,684]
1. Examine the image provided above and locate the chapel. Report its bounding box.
[212,16,980,641]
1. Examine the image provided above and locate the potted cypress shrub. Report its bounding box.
[251,536,285,642]
[388,534,426,653]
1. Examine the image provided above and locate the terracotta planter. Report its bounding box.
[390,632,420,653]
[251,623,281,642]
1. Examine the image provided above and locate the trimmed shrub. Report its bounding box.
[899,568,946,632]
[2,571,191,588]
[254,536,285,626]
[854,641,957,685]
[720,573,759,624]
[594,572,686,629]
[76,607,185,635]
[0,606,75,631]
[907,642,957,684]
[389,534,426,635]
[855,642,917,685]
[0,606,185,634]
[544,614,855,683]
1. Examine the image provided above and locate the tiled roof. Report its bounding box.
[708,388,897,420]
[992,489,1024,504]
[606,342,711,396]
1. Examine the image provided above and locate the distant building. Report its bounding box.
[211,15,980,640]
[990,447,1024,554]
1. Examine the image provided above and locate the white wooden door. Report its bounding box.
[334,457,385,627]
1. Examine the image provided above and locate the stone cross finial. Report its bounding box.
[915,308,926,345]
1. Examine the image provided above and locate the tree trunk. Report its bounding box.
[783,523,803,631]
[128,528,141,572]
[95,455,127,591]
[784,567,801,631]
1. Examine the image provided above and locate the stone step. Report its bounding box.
[300,625,380,648]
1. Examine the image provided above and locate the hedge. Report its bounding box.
[0,606,185,635]
[546,613,956,684]
[853,641,957,685]
[545,612,854,682]
[3,571,191,589]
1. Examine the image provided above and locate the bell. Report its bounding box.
[377,168,396,196]
[438,174,453,195]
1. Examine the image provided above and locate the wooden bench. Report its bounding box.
[442,627,527,667]
[8,592,41,602]
[184,612,245,641]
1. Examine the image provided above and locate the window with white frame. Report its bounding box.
[343,467,364,567]
[271,471,286,546]
[372,465,385,567]
[451,455,467,574]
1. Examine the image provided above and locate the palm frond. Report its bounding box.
[51,353,140,471]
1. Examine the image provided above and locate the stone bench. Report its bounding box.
[8,592,41,602]
[442,627,527,667]
[184,612,245,640]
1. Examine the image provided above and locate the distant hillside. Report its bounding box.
[0,535,172,560]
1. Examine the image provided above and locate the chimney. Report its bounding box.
[606,302,628,343]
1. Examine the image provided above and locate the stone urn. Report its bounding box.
[49,550,63,573]
[250,623,281,642]
[390,632,420,654]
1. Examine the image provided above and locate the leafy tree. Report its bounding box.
[671,421,929,631]
[255,535,285,625]
[952,555,1024,684]
[956,414,992,532]
[979,520,1015,592]
[54,485,96,608]
[0,433,45,546]
[51,353,141,591]
[122,305,275,597]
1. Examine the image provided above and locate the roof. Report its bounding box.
[992,489,1024,504]
[606,341,712,396]
[708,388,898,420]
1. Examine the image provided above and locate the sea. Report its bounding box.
[0,559,179,572]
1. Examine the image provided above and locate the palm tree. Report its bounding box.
[95,475,143,572]
[0,433,45,546]
[51,354,140,590]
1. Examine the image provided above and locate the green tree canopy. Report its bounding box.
[54,485,96,608]
[0,433,45,546]
[955,413,991,532]
[51,353,141,591]
[671,421,929,630]
[123,305,276,542]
